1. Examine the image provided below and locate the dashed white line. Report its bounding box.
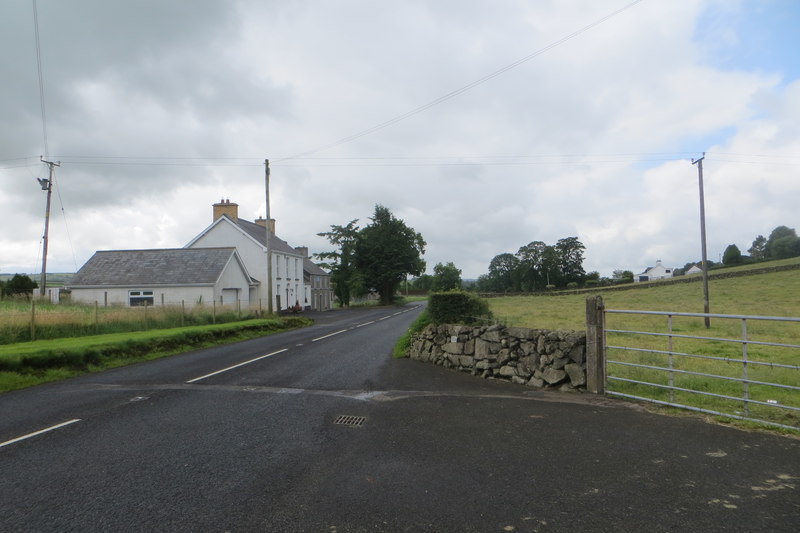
[312,329,348,342]
[186,349,288,383]
[0,419,82,449]
[355,320,376,328]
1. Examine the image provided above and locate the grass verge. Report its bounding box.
[393,309,432,358]
[0,316,312,393]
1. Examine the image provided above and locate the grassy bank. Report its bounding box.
[0,316,311,393]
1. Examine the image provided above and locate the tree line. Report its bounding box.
[718,225,800,267]
[0,274,39,299]
[472,237,587,293]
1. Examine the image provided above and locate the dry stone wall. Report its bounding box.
[408,324,587,390]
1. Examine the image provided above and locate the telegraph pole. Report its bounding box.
[692,153,711,328]
[38,157,60,298]
[264,159,273,314]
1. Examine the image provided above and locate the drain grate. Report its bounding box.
[334,415,366,427]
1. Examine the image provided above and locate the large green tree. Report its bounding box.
[555,236,586,286]
[722,244,744,265]
[354,205,426,304]
[316,219,362,307]
[765,225,800,260]
[431,262,462,292]
[487,253,521,292]
[516,240,548,291]
[748,235,767,261]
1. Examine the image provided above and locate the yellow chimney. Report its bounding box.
[213,198,239,221]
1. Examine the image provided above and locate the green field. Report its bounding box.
[486,261,800,431]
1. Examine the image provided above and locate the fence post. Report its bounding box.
[30,299,36,341]
[95,301,99,333]
[181,300,185,327]
[585,295,605,394]
[213,300,216,325]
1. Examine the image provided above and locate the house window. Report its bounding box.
[129,290,154,307]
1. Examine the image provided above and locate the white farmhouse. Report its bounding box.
[635,260,674,282]
[186,200,332,312]
[68,247,254,307]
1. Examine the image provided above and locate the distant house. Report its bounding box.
[686,264,703,275]
[635,260,674,282]
[186,200,332,312]
[68,247,255,307]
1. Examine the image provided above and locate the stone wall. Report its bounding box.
[408,323,586,390]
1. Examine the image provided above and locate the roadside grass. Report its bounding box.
[393,309,432,358]
[486,266,800,431]
[0,316,311,393]
[0,299,266,344]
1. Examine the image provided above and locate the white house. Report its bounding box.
[635,260,674,282]
[686,264,703,275]
[186,200,332,312]
[68,247,255,307]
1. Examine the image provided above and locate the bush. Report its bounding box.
[428,291,491,325]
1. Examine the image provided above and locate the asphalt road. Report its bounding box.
[1,303,798,532]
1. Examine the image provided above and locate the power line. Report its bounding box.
[274,0,648,162]
[32,0,49,158]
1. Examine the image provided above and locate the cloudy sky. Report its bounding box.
[2,0,799,280]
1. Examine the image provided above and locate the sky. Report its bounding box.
[2,0,799,280]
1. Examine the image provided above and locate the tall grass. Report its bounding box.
[0,300,266,344]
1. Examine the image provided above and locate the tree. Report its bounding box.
[555,236,586,287]
[748,235,767,261]
[487,253,521,292]
[411,274,433,292]
[516,240,548,291]
[722,244,743,265]
[431,262,462,292]
[316,219,361,307]
[765,226,800,260]
[354,205,426,305]
[612,270,634,284]
[4,274,38,298]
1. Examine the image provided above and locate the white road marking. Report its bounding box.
[355,320,376,328]
[0,419,82,449]
[311,329,348,342]
[186,349,288,383]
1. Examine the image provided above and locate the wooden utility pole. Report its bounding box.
[38,157,60,297]
[692,153,711,328]
[264,159,273,315]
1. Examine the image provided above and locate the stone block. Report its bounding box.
[506,326,537,340]
[568,344,585,364]
[527,377,545,388]
[542,367,566,385]
[442,342,463,355]
[497,365,517,378]
[565,363,586,387]
[459,355,475,368]
[552,357,569,370]
[511,376,527,385]
[481,329,502,343]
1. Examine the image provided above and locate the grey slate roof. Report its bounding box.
[69,247,243,287]
[231,217,302,255]
[303,257,328,277]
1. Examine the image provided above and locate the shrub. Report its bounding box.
[428,291,491,325]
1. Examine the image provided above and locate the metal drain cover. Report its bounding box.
[334,415,366,427]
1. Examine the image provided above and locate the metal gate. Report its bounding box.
[603,309,800,431]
